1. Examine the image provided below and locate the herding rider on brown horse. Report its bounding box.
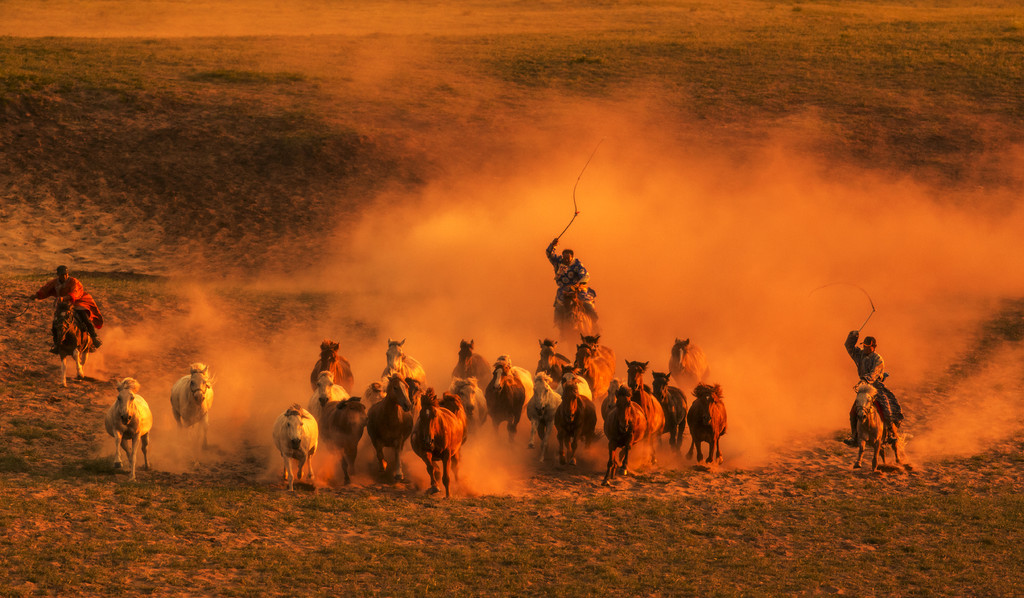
[27,265,104,351]
[546,238,598,323]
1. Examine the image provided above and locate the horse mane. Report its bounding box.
[320,339,339,352]
[285,403,304,416]
[693,383,724,402]
[494,355,511,368]
[118,377,141,393]
[189,362,209,375]
[422,388,440,408]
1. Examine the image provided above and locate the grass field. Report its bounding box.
[2,1,1024,596]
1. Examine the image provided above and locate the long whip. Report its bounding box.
[555,139,604,242]
[809,282,876,332]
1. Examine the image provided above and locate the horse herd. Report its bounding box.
[99,335,730,496]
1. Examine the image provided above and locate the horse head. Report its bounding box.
[385,374,412,412]
[651,372,671,395]
[853,381,877,419]
[187,363,213,404]
[386,338,406,370]
[626,360,649,390]
[315,371,336,406]
[53,301,78,340]
[573,343,593,371]
[115,378,142,425]
[671,338,691,358]
[692,383,724,426]
[581,334,601,347]
[458,340,474,364]
[319,339,341,365]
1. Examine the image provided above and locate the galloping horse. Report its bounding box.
[625,360,666,466]
[308,370,351,422]
[52,301,95,387]
[573,335,615,401]
[669,338,710,391]
[310,340,355,394]
[484,356,533,443]
[104,378,152,481]
[687,383,727,465]
[554,378,597,466]
[272,404,319,491]
[652,372,687,451]
[319,389,368,485]
[602,385,648,486]
[169,363,215,451]
[536,339,572,383]
[852,381,901,471]
[366,374,415,481]
[555,283,599,340]
[382,338,427,386]
[448,377,489,431]
[451,340,491,384]
[410,389,467,498]
[527,372,561,461]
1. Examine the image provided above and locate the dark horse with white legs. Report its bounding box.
[52,301,95,387]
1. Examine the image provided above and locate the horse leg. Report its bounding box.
[537,422,548,463]
[75,348,86,379]
[141,433,150,470]
[854,439,865,468]
[59,354,68,387]
[285,455,295,491]
[343,443,356,485]
[528,419,538,449]
[603,446,616,485]
[714,433,724,465]
[305,452,315,486]
[569,434,579,466]
[441,456,452,498]
[112,432,124,469]
[620,444,632,476]
[685,436,696,461]
[201,414,210,450]
[128,435,139,482]
[695,439,705,464]
[871,441,881,472]
[393,441,406,482]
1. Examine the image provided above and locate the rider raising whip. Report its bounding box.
[546,239,598,329]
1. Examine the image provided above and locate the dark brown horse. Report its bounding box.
[366,374,414,481]
[484,357,532,443]
[554,379,597,466]
[625,360,666,466]
[536,339,572,382]
[602,385,648,485]
[652,371,687,451]
[310,340,355,394]
[411,389,467,497]
[52,301,95,387]
[573,335,615,401]
[686,383,727,465]
[555,284,599,340]
[451,339,491,384]
[319,394,368,485]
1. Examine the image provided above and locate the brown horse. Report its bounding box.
[669,338,710,391]
[366,374,414,481]
[319,394,368,485]
[652,372,687,451]
[536,339,572,382]
[52,302,95,387]
[625,360,666,466]
[602,385,648,485]
[451,340,491,384]
[573,335,615,401]
[554,378,597,466]
[852,381,901,471]
[686,383,727,465]
[484,357,532,443]
[555,284,599,340]
[411,389,467,497]
[310,340,355,394]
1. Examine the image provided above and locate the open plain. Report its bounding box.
[2,1,1024,595]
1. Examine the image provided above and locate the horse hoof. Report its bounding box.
[394,473,404,482]
[528,442,535,449]
[426,486,440,495]
[853,463,861,469]
[113,463,123,469]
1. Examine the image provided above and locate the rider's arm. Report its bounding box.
[546,239,560,269]
[844,330,861,360]
[65,278,85,303]
[32,278,57,300]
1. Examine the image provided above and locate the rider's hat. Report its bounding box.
[862,336,877,348]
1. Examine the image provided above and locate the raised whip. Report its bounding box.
[555,139,604,242]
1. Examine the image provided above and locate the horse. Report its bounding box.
[601,378,626,422]
[484,356,534,443]
[669,338,710,391]
[308,370,351,422]
[448,376,489,431]
[452,339,491,384]
[554,377,598,466]
[410,389,467,498]
[573,335,615,401]
[104,378,152,481]
[555,283,599,340]
[625,360,666,466]
[686,383,727,465]
[366,374,415,481]
[169,363,215,450]
[319,392,368,486]
[362,380,387,407]
[52,301,95,387]
[536,339,572,383]
[652,371,687,451]
[382,338,427,385]
[602,385,648,486]
[272,404,319,491]
[309,340,355,394]
[852,381,901,471]
[527,372,562,461]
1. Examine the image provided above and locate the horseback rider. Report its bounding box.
[28,265,103,350]
[843,330,903,446]
[545,238,597,315]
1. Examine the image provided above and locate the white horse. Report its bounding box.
[308,370,350,422]
[381,338,427,384]
[104,378,152,481]
[272,404,319,491]
[169,363,214,450]
[448,376,489,430]
[527,372,562,461]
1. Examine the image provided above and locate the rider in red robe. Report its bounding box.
[29,265,103,350]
